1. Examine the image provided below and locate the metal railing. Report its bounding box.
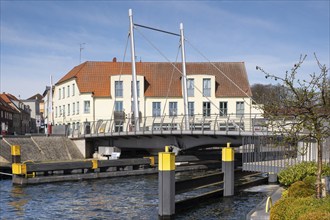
[68,113,271,138]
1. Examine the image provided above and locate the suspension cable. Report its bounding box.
[135,26,226,115]
[162,43,181,116]
[185,39,258,107]
[110,33,130,122]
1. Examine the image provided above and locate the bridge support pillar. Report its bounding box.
[222,143,234,197]
[158,146,175,217]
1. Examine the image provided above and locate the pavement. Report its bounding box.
[246,184,285,220]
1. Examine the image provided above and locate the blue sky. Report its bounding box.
[1,0,329,99]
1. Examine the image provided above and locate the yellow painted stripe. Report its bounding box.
[144,156,155,166]
[158,152,175,171]
[12,163,27,175]
[11,145,21,156]
[222,147,234,162]
[92,159,98,169]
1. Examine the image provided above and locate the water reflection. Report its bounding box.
[1,174,269,219]
[8,186,28,217]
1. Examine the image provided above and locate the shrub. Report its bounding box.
[302,175,316,188]
[287,181,315,198]
[270,196,330,220]
[278,162,330,187]
[297,211,330,220]
[281,189,288,199]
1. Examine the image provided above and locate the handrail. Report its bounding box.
[70,113,278,137]
[265,196,272,213]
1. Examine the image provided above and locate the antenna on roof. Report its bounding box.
[80,43,86,63]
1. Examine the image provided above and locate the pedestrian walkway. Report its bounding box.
[246,185,284,220]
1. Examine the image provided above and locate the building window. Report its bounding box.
[219,102,228,116]
[84,101,90,114]
[115,101,123,112]
[73,103,75,115]
[77,102,79,114]
[72,84,75,96]
[169,102,177,117]
[59,106,62,116]
[203,78,211,97]
[59,88,61,100]
[188,102,194,116]
[68,104,70,116]
[115,81,123,97]
[62,105,65,116]
[131,81,140,97]
[67,85,70,97]
[55,107,58,118]
[62,87,65,99]
[203,102,211,117]
[152,102,161,117]
[236,101,244,116]
[187,79,194,97]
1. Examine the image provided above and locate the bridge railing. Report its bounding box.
[70,113,271,137]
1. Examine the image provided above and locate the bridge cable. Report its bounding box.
[162,43,181,117]
[134,26,226,116]
[135,26,249,130]
[109,33,130,124]
[185,39,258,107]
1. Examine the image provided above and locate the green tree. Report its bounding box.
[256,54,330,198]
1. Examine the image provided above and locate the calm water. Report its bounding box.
[0,174,270,220]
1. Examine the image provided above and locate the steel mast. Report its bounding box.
[180,23,190,130]
[129,9,140,131]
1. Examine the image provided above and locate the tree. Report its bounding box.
[251,83,290,113]
[256,54,330,198]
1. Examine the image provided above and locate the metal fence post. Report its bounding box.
[222,142,234,196]
[158,146,175,217]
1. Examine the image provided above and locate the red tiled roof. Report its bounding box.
[0,96,15,113]
[56,61,252,98]
[0,94,19,112]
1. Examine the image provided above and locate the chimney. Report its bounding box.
[113,57,117,62]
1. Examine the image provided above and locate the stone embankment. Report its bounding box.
[0,136,84,163]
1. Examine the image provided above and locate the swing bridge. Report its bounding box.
[60,9,329,173]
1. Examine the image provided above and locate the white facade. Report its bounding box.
[53,73,260,132]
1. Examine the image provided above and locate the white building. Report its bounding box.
[53,60,261,134]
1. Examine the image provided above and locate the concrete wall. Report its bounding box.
[1,136,84,162]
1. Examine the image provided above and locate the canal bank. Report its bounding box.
[246,185,284,220]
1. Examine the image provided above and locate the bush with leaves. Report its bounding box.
[297,211,330,220]
[278,161,330,187]
[270,196,330,220]
[287,181,315,198]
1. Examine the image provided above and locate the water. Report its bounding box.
[0,174,271,219]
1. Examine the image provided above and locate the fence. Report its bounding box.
[66,113,268,137]
[242,136,330,173]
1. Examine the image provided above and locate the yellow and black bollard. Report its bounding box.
[158,146,175,217]
[11,145,21,163]
[11,145,26,176]
[222,142,234,196]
